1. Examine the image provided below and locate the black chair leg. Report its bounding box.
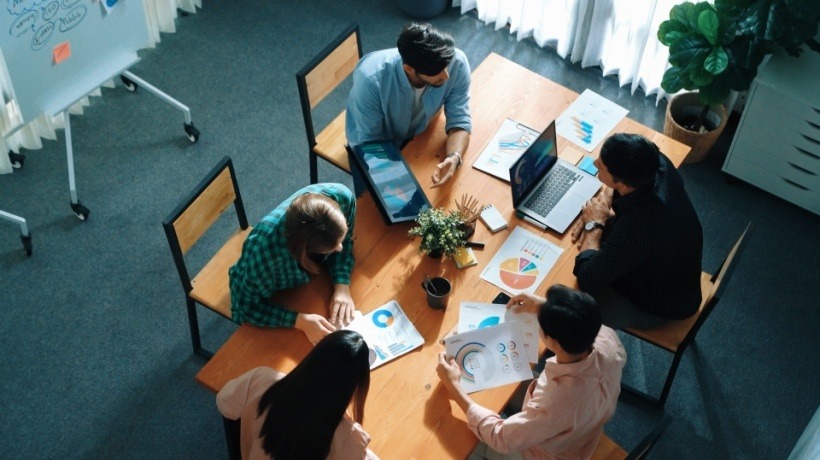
[185,298,206,357]
[658,350,685,406]
[309,151,318,184]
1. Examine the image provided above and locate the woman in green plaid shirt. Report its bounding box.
[229,183,356,344]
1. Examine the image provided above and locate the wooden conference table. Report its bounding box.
[196,53,689,459]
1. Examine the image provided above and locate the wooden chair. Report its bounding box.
[162,156,251,358]
[622,223,753,407]
[296,22,362,184]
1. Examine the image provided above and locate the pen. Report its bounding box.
[466,241,485,249]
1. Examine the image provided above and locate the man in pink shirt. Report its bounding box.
[437,285,627,460]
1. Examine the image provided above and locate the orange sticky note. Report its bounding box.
[53,41,71,64]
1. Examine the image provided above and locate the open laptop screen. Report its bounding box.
[510,120,558,208]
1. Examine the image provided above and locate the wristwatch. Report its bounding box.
[446,151,462,168]
[584,221,605,232]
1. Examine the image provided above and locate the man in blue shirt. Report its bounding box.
[346,23,471,189]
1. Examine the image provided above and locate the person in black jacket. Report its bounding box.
[570,133,703,330]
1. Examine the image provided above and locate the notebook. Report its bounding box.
[509,121,601,233]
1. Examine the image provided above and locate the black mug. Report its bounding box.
[422,277,451,310]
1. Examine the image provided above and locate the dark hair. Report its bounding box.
[537,285,602,354]
[599,133,661,189]
[396,23,455,76]
[257,330,371,460]
[284,192,348,274]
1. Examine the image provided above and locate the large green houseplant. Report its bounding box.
[657,0,820,161]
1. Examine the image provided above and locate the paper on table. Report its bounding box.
[457,301,539,363]
[344,300,424,369]
[472,118,540,181]
[445,322,533,393]
[480,227,563,296]
[556,89,628,152]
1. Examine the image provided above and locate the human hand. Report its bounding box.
[580,193,613,223]
[329,284,355,327]
[506,293,546,314]
[431,156,459,188]
[570,219,585,245]
[294,313,335,345]
[436,352,462,393]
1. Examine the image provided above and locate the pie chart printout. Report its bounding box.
[499,257,539,290]
[480,227,563,295]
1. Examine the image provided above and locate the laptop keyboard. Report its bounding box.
[524,166,581,217]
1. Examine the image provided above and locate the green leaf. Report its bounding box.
[698,9,720,44]
[698,76,731,105]
[669,3,692,24]
[658,19,690,46]
[661,67,687,93]
[689,64,716,86]
[669,35,711,68]
[704,46,729,73]
[689,2,714,30]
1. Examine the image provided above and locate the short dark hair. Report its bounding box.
[257,330,370,459]
[537,285,602,354]
[600,133,661,189]
[396,23,455,76]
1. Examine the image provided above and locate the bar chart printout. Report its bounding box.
[555,89,628,152]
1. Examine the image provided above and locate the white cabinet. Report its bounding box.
[722,49,820,215]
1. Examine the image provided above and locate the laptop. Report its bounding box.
[509,120,602,233]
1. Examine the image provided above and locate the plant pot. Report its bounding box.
[428,248,444,259]
[458,221,476,240]
[664,92,728,163]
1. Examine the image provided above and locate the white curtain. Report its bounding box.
[461,0,683,105]
[0,0,201,174]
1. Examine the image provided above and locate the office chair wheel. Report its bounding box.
[70,202,90,221]
[120,75,138,92]
[21,233,32,256]
[184,123,200,143]
[8,151,24,169]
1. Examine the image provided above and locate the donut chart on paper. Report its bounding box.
[477,316,501,329]
[455,342,495,383]
[371,309,395,328]
[499,257,539,289]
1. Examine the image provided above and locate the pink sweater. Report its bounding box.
[466,327,627,459]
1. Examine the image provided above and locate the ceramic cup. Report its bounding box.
[422,277,451,310]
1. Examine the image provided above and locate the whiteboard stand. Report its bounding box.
[0,210,32,256]
[120,71,200,142]
[60,70,200,221]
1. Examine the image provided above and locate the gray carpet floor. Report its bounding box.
[1,1,818,458]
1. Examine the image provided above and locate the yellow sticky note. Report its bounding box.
[53,41,71,65]
[453,247,477,269]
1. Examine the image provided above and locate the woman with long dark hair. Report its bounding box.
[229,183,357,344]
[217,330,378,459]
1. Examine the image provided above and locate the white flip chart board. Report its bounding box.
[0,0,151,127]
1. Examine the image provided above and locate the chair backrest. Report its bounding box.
[162,156,248,292]
[295,23,362,147]
[686,223,753,341]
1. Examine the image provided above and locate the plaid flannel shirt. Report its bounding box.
[228,183,355,327]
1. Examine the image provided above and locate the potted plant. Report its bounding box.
[408,208,467,259]
[658,0,820,162]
